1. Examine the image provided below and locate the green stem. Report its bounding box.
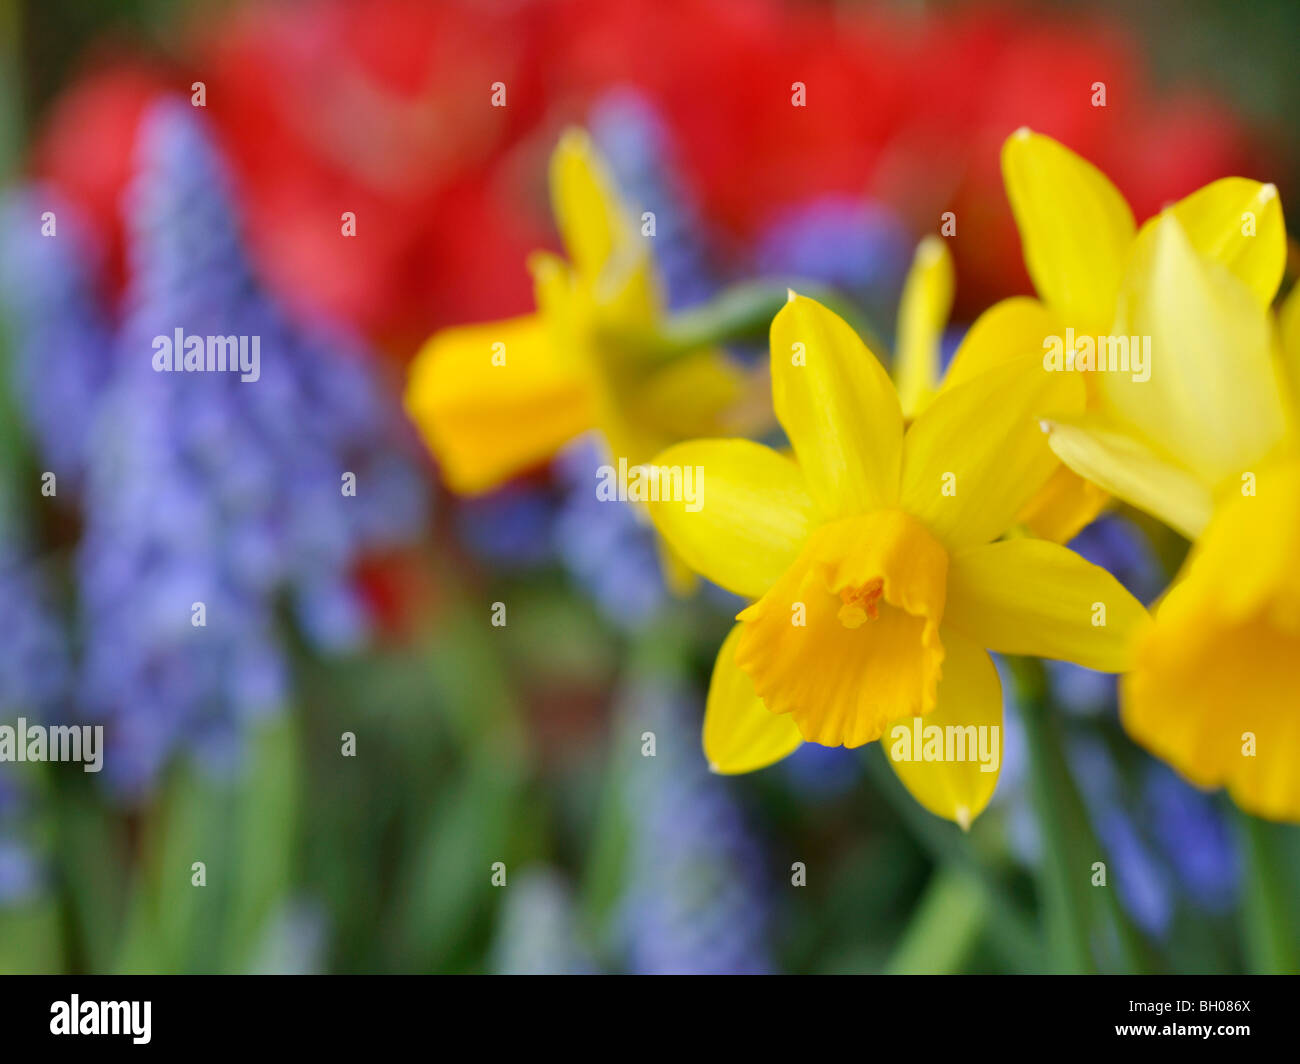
[866,747,1044,972]
[1010,659,1093,971]
[1011,657,1149,973]
[600,280,888,362]
[1236,810,1298,973]
[883,866,987,974]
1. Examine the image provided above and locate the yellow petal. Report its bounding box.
[1121,460,1300,821]
[894,236,954,419]
[770,292,903,517]
[646,439,817,599]
[1014,464,1110,544]
[549,130,662,322]
[704,624,804,774]
[734,511,948,747]
[1045,413,1213,540]
[548,129,634,286]
[1101,213,1288,492]
[901,352,1084,550]
[940,296,1060,392]
[404,313,594,494]
[883,627,1003,828]
[945,538,1150,671]
[1001,128,1135,331]
[1154,178,1285,308]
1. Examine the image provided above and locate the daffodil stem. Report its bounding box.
[883,866,987,974]
[1011,657,1150,974]
[616,280,888,360]
[866,747,1044,972]
[1014,662,1095,972]
[1236,810,1299,973]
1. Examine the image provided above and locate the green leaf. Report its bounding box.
[113,715,300,973]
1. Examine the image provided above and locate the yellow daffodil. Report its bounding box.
[1044,211,1290,539]
[1045,206,1299,820]
[1123,455,1300,822]
[404,129,753,495]
[940,128,1285,542]
[647,292,1149,826]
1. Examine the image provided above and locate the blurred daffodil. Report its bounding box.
[942,128,1286,542]
[404,129,754,495]
[1123,455,1300,822]
[648,293,1149,827]
[1049,213,1298,820]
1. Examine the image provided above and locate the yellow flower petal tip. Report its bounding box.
[1011,125,1033,141]
[554,126,593,155]
[915,234,946,262]
[785,287,798,304]
[955,806,972,833]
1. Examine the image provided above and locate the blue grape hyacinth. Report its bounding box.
[0,765,43,907]
[0,539,66,907]
[619,677,774,974]
[71,100,427,794]
[0,189,115,488]
[589,89,721,311]
[552,435,670,630]
[754,196,911,326]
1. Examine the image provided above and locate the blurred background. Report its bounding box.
[1,0,1298,974]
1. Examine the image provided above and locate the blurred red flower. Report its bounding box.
[541,0,1263,316]
[32,0,1266,346]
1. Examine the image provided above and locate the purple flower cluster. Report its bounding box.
[0,548,61,906]
[620,678,773,973]
[754,196,912,321]
[0,765,42,906]
[3,101,427,796]
[589,89,722,311]
[0,190,115,487]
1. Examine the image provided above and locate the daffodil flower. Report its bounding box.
[942,128,1286,542]
[1123,454,1300,822]
[404,129,754,496]
[1045,206,1299,820]
[647,293,1149,826]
